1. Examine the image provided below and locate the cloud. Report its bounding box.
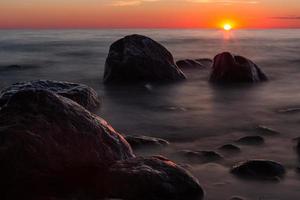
[110,0,159,6]
[272,16,300,20]
[187,0,259,4]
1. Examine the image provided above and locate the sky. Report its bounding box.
[0,0,300,29]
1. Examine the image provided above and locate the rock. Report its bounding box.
[178,150,223,163]
[230,196,246,200]
[278,107,300,114]
[195,58,213,68]
[103,34,186,84]
[231,160,285,180]
[209,52,268,83]
[176,60,203,69]
[236,136,264,145]
[0,80,100,111]
[218,144,241,153]
[0,89,134,198]
[108,156,204,200]
[257,125,280,136]
[125,135,169,149]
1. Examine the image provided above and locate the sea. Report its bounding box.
[0,29,300,200]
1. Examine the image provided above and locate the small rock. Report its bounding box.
[178,150,223,163]
[230,196,246,200]
[125,135,169,149]
[176,59,206,69]
[195,58,213,68]
[209,52,268,84]
[231,160,285,180]
[103,34,186,84]
[218,144,241,153]
[257,125,280,135]
[236,136,264,145]
[108,156,204,200]
[0,80,100,111]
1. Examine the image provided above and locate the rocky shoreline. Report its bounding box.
[0,34,297,200]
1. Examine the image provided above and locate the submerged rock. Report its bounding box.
[108,156,204,200]
[0,89,133,198]
[125,135,169,149]
[178,150,223,163]
[103,34,186,84]
[0,80,100,111]
[176,58,212,70]
[257,125,280,136]
[209,52,268,83]
[231,160,285,180]
[236,136,264,145]
[218,144,241,153]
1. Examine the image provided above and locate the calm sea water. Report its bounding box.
[1,29,300,199]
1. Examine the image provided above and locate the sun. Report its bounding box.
[223,24,232,31]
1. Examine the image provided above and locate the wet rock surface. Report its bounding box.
[103,34,186,84]
[231,160,285,180]
[209,52,268,83]
[0,89,133,198]
[0,80,101,111]
[125,135,169,149]
[108,156,204,200]
[236,136,265,145]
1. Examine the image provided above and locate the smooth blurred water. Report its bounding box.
[1,29,300,200]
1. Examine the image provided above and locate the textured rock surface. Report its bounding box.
[0,89,133,198]
[231,160,285,180]
[0,80,100,111]
[108,156,204,200]
[209,52,268,83]
[125,135,169,149]
[103,34,186,84]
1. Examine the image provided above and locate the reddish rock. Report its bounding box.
[210,52,268,83]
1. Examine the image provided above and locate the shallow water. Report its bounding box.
[1,29,300,200]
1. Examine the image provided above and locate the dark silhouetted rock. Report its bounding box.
[0,80,100,111]
[218,144,241,153]
[125,135,169,149]
[176,58,212,70]
[236,136,264,145]
[108,156,204,200]
[0,89,133,198]
[209,52,268,83]
[230,196,246,200]
[178,150,223,163]
[257,125,280,136]
[231,160,285,180]
[103,34,186,84]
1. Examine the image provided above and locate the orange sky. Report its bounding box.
[0,0,300,29]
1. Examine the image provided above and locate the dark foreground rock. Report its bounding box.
[209,52,268,83]
[125,135,169,149]
[176,58,212,69]
[103,34,186,84]
[108,156,204,200]
[218,144,241,153]
[236,136,264,145]
[0,89,133,198]
[231,160,285,180]
[0,80,100,111]
[178,150,223,163]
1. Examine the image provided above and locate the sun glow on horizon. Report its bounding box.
[223,23,233,31]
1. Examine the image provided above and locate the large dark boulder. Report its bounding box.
[0,89,133,198]
[108,156,204,200]
[103,34,186,84]
[209,52,268,83]
[231,160,285,180]
[0,80,100,111]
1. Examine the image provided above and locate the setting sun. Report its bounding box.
[223,24,232,31]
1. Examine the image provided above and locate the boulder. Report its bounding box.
[231,160,285,180]
[176,58,212,69]
[209,52,268,83]
[108,156,204,200]
[125,135,169,149]
[103,34,186,84]
[0,89,133,198]
[236,136,264,145]
[0,80,100,111]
